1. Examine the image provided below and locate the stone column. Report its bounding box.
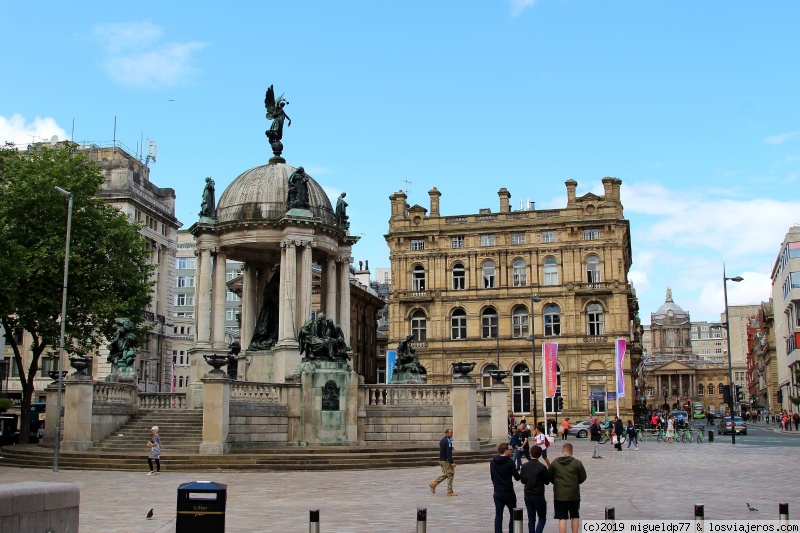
[279,241,298,343]
[43,383,60,445]
[338,256,351,345]
[196,248,212,346]
[451,378,479,451]
[61,376,94,452]
[325,256,337,321]
[241,263,257,350]
[487,383,509,443]
[297,241,313,331]
[211,250,227,350]
[199,375,231,455]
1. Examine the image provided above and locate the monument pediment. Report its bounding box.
[654,361,695,372]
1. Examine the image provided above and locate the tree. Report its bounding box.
[0,144,153,441]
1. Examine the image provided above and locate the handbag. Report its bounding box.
[611,435,618,444]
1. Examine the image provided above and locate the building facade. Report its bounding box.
[770,226,800,411]
[385,178,642,422]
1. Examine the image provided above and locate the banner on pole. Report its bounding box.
[615,338,627,398]
[542,342,559,398]
[386,350,397,384]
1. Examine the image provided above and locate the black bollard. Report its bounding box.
[513,508,524,533]
[779,503,789,524]
[417,508,427,533]
[695,504,704,523]
[708,430,714,442]
[605,507,615,520]
[309,509,320,533]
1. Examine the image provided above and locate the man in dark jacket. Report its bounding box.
[429,428,457,496]
[613,417,624,451]
[509,426,523,471]
[589,419,602,459]
[520,446,549,533]
[490,442,521,533]
[547,443,587,533]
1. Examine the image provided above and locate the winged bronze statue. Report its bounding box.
[265,85,291,144]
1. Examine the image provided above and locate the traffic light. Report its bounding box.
[556,396,564,412]
[721,385,731,404]
[735,385,744,402]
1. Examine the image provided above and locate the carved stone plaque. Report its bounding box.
[321,380,340,411]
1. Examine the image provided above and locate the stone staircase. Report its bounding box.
[92,409,203,455]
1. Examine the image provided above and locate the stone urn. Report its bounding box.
[68,355,92,377]
[203,353,229,375]
[451,361,476,379]
[489,369,509,384]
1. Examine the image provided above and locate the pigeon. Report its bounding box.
[146,508,154,520]
[747,503,758,513]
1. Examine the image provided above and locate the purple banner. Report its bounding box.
[615,338,626,398]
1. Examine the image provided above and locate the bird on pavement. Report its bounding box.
[146,508,154,520]
[747,503,758,513]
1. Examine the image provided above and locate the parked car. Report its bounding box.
[567,420,592,438]
[717,416,747,435]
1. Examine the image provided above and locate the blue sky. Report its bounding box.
[3,1,799,322]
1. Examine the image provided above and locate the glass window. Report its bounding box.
[226,291,240,302]
[698,384,705,396]
[512,363,531,414]
[590,384,606,414]
[411,310,427,341]
[177,257,196,269]
[452,262,466,290]
[481,234,495,246]
[543,257,558,286]
[542,231,556,243]
[411,239,425,251]
[40,357,55,377]
[511,232,526,245]
[175,294,195,306]
[707,384,715,396]
[482,261,496,288]
[718,383,725,395]
[451,308,467,340]
[545,364,563,412]
[451,235,464,248]
[482,307,498,339]
[544,304,561,336]
[226,269,243,281]
[789,242,800,259]
[176,276,195,287]
[512,259,526,287]
[587,303,605,335]
[412,265,426,291]
[226,308,237,321]
[512,306,529,338]
[482,364,498,388]
[586,255,601,283]
[584,228,599,240]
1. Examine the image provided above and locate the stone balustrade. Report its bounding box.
[92,382,137,405]
[230,382,283,404]
[139,393,186,410]
[364,384,451,406]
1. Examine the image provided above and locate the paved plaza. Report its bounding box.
[1,433,798,532]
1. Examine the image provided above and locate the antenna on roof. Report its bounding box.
[401,179,413,195]
[145,139,157,167]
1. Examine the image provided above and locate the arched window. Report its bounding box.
[586,254,601,283]
[586,303,605,335]
[451,308,467,340]
[707,384,715,396]
[512,259,527,287]
[543,257,558,286]
[412,264,426,291]
[482,261,496,288]
[452,262,466,290]
[698,383,705,396]
[545,364,563,412]
[411,310,427,341]
[482,307,498,339]
[178,376,184,388]
[718,383,724,396]
[512,306,529,338]
[543,304,561,336]
[512,363,531,414]
[482,364,498,388]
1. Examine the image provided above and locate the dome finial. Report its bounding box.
[665,286,673,302]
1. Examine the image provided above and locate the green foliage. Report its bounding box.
[0,398,12,411]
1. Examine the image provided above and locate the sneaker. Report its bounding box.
[635,447,639,451]
[446,491,458,496]
[147,472,155,476]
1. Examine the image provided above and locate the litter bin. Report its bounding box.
[707,430,714,442]
[177,481,227,532]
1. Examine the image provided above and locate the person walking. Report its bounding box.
[147,426,161,475]
[625,420,638,450]
[666,416,675,444]
[590,419,602,459]
[509,426,524,471]
[547,443,587,533]
[519,422,532,462]
[490,442,521,533]
[613,417,624,451]
[561,418,571,441]
[521,446,549,533]
[533,426,551,467]
[429,428,457,496]
[793,411,799,431]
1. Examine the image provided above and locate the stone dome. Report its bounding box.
[215,162,335,225]
[652,287,688,320]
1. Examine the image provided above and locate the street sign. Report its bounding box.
[606,392,617,401]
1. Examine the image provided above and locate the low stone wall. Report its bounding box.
[228,403,290,449]
[91,383,138,444]
[477,406,491,442]
[362,405,452,444]
[0,482,79,532]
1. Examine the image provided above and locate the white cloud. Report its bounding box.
[0,114,68,146]
[763,131,799,145]
[510,0,537,16]
[91,22,207,88]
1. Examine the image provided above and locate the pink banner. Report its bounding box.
[542,342,559,398]
[615,338,627,398]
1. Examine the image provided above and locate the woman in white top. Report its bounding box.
[666,417,675,444]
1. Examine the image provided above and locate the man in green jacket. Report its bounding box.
[547,442,587,533]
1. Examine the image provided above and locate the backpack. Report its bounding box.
[543,434,551,448]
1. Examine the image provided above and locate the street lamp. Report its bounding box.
[723,266,743,444]
[53,186,73,472]
[524,294,541,427]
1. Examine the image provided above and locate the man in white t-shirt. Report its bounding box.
[532,426,551,467]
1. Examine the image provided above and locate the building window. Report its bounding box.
[226,291,240,302]
[411,239,425,251]
[482,261,496,288]
[176,276,195,287]
[451,235,464,248]
[590,384,606,414]
[175,294,194,306]
[707,384,715,396]
[586,303,605,335]
[545,364,563,412]
[482,307,498,339]
[512,259,527,287]
[226,269,243,281]
[718,383,725,395]
[543,257,558,286]
[512,306,529,338]
[452,262,466,290]
[542,231,556,243]
[512,363,531,414]
[482,364,498,388]
[451,308,467,340]
[40,357,55,377]
[544,304,561,336]
[13,328,24,345]
[411,310,427,341]
[226,308,237,321]
[480,234,495,247]
[511,232,526,245]
[177,258,196,269]
[698,384,705,396]
[586,254,601,283]
[412,265,426,291]
[584,228,599,240]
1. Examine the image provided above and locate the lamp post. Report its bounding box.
[723,266,743,444]
[53,186,73,472]
[524,294,541,428]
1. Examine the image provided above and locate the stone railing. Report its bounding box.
[93,382,137,405]
[230,382,283,404]
[364,384,451,406]
[139,393,186,410]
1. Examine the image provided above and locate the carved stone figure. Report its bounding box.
[199,177,215,218]
[298,313,350,361]
[265,85,291,157]
[107,318,137,370]
[390,334,424,383]
[287,167,310,210]
[335,192,349,230]
[249,272,280,350]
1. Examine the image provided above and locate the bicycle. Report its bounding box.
[599,428,626,445]
[655,428,667,443]
[696,426,705,444]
